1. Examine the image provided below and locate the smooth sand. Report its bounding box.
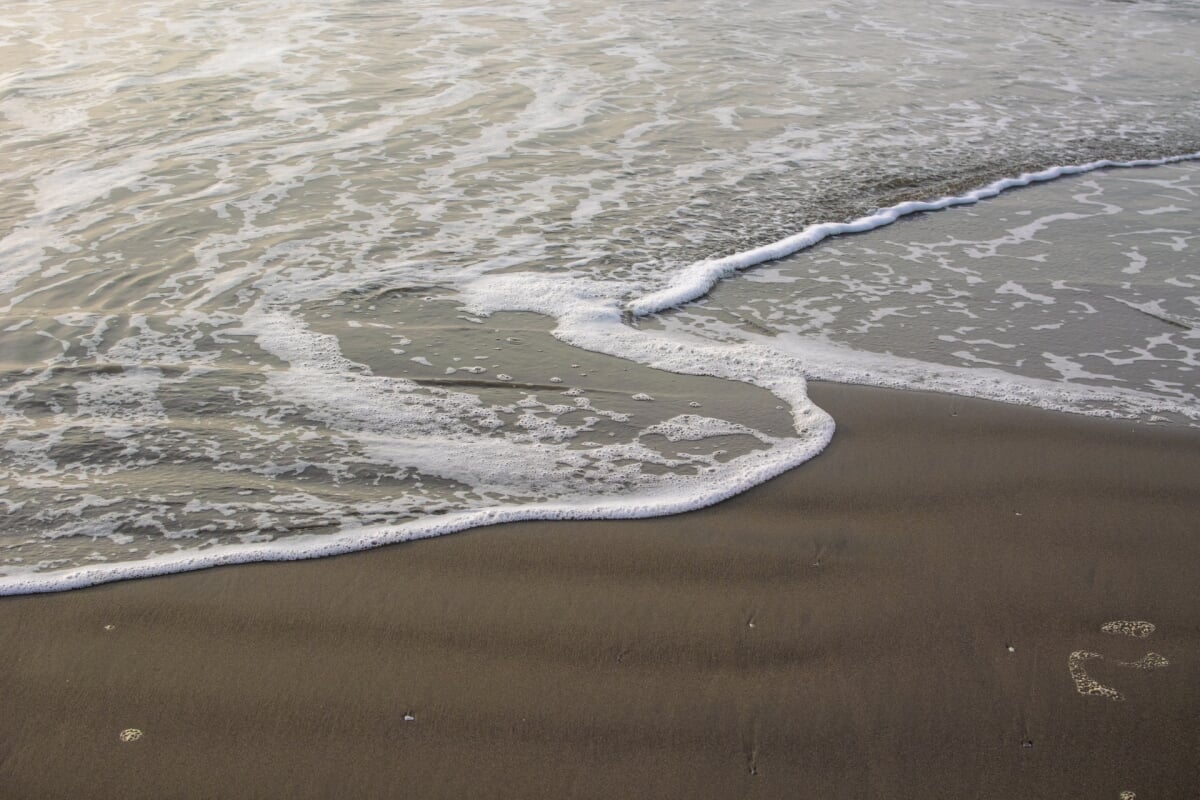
[2,384,1198,799]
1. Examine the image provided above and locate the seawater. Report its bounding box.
[2,0,1199,592]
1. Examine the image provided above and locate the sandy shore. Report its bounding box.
[2,383,1198,798]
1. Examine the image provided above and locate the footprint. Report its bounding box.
[1069,621,1169,701]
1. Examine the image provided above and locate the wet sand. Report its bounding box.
[2,383,1199,799]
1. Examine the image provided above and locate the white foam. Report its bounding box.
[1,269,838,593]
[996,281,1055,305]
[10,157,1200,594]
[627,153,1200,318]
[643,415,764,443]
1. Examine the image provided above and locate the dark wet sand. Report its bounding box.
[2,383,1199,799]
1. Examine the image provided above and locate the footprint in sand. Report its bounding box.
[1068,620,1168,702]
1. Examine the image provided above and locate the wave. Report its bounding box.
[628,152,1200,317]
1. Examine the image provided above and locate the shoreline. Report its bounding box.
[3,382,1199,798]
[7,158,1200,596]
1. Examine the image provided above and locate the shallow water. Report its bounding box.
[652,163,1200,420]
[1,0,1198,590]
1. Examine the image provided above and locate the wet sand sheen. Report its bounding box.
[2,383,1199,798]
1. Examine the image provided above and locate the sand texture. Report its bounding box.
[2,383,1199,798]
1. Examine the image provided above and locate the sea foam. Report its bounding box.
[5,157,1199,595]
[628,154,1200,318]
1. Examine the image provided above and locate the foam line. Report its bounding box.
[0,426,831,595]
[6,153,1198,596]
[627,152,1200,318]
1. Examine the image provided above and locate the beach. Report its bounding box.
[3,382,1198,799]
[4,0,1200,796]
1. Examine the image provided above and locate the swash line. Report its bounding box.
[627,152,1200,318]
